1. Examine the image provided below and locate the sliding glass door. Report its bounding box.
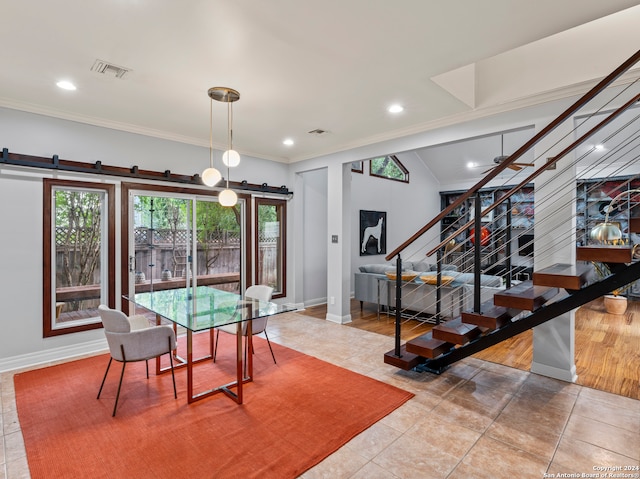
[128,189,244,299]
[131,194,192,293]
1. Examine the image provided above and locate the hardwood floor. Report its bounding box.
[302,297,640,399]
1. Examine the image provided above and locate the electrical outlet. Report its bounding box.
[331,235,338,243]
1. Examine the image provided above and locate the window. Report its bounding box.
[43,180,115,337]
[369,155,409,183]
[129,190,244,296]
[121,183,250,316]
[255,198,286,298]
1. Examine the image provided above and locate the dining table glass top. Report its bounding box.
[126,286,294,332]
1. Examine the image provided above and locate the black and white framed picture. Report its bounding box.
[360,210,386,256]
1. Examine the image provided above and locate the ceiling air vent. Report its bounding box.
[308,128,329,136]
[91,59,131,79]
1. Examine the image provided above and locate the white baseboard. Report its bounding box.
[530,361,578,383]
[0,339,108,374]
[304,297,327,308]
[325,313,352,324]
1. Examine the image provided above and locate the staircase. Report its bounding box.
[384,230,640,374]
[382,48,640,374]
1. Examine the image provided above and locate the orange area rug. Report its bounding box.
[15,331,413,479]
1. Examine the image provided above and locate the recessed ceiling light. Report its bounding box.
[388,104,403,113]
[283,138,294,146]
[595,144,605,151]
[56,80,77,91]
[467,162,476,168]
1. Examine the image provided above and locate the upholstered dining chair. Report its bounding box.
[213,285,276,367]
[97,305,177,416]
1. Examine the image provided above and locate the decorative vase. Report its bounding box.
[603,295,627,315]
[134,271,145,284]
[161,269,172,281]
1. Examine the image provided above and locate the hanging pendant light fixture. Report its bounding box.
[201,95,222,187]
[208,86,240,207]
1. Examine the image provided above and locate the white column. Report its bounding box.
[530,119,577,382]
[326,162,352,323]
[288,172,307,310]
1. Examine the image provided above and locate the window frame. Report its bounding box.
[43,179,115,337]
[368,154,409,183]
[254,197,287,298]
[120,182,253,315]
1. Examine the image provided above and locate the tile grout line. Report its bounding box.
[542,383,581,475]
[442,361,530,478]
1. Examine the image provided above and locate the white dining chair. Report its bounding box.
[97,305,177,416]
[213,285,276,366]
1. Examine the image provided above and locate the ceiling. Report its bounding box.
[1,1,640,166]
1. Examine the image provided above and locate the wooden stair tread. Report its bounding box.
[532,262,592,290]
[384,345,423,370]
[630,217,640,234]
[431,318,481,345]
[493,281,558,312]
[461,302,513,329]
[406,332,453,359]
[576,245,634,263]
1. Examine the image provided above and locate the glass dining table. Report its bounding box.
[125,285,295,405]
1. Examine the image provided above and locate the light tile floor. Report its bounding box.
[2,311,639,479]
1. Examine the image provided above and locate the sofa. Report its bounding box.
[354,260,504,319]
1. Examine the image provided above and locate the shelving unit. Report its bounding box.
[576,176,640,246]
[440,185,534,276]
[576,175,640,298]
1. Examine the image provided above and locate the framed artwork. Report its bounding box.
[360,210,386,256]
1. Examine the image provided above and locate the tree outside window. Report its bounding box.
[44,180,114,337]
[369,155,409,183]
[256,198,286,297]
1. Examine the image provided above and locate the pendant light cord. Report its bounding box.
[209,98,214,168]
[226,101,232,188]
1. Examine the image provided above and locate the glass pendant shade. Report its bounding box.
[219,188,238,207]
[222,149,241,167]
[201,167,222,187]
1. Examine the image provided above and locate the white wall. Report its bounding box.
[351,151,441,275]
[300,168,328,307]
[0,107,290,188]
[0,107,290,370]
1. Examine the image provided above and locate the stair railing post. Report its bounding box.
[394,254,402,356]
[505,197,512,289]
[435,248,442,324]
[474,192,481,312]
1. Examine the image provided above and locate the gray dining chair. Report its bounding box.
[97,304,177,416]
[213,285,276,366]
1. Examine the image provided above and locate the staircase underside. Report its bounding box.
[384,260,640,373]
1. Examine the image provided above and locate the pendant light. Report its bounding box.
[209,86,240,207]
[201,95,222,187]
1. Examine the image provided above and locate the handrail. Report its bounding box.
[385,48,640,262]
[427,92,640,257]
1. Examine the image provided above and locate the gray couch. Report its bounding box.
[354,260,504,318]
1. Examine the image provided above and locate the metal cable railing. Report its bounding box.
[384,51,640,345]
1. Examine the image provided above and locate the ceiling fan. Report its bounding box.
[479,135,534,174]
